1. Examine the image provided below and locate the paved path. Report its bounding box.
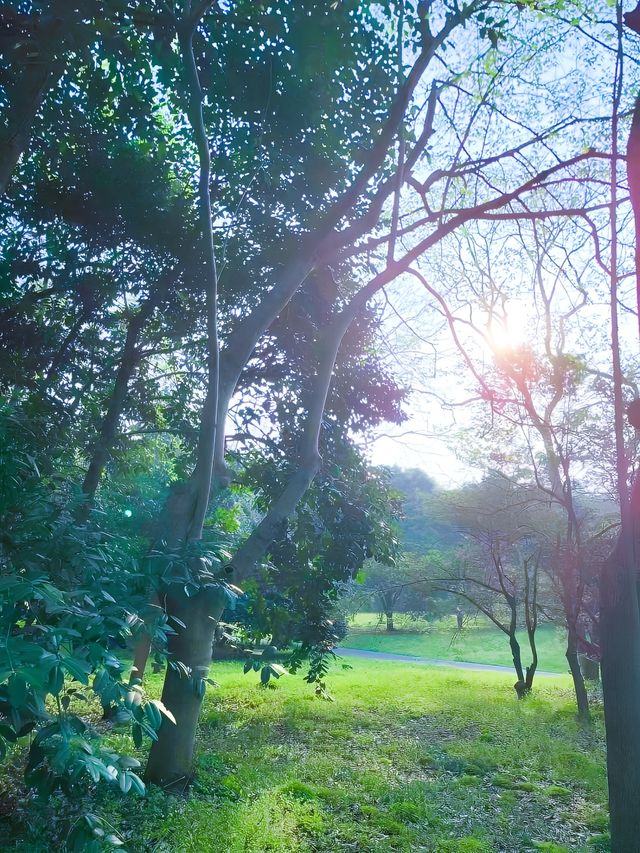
[336,647,564,677]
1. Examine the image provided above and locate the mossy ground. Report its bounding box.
[345,615,569,673]
[0,661,608,852]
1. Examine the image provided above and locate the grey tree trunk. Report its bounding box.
[144,8,221,788]
[600,39,640,848]
[509,633,525,685]
[566,629,589,722]
[144,581,225,789]
[600,520,640,853]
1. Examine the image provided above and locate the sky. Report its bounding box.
[355,5,640,492]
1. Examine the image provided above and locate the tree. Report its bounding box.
[360,557,431,631]
[388,466,459,552]
[431,475,546,695]
[1,0,618,794]
[597,8,640,850]
[383,194,632,716]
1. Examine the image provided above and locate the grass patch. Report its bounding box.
[0,660,607,852]
[344,615,569,673]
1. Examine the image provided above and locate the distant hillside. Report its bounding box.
[387,466,461,553]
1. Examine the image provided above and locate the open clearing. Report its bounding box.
[345,616,569,673]
[2,660,608,852]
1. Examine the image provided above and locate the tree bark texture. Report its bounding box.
[144,583,225,789]
[600,508,640,853]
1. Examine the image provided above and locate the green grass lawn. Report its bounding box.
[344,615,569,673]
[2,660,608,852]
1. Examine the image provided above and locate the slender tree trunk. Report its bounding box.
[509,633,525,686]
[79,272,172,502]
[627,85,640,339]
[524,555,538,692]
[566,628,589,722]
[524,660,536,692]
[81,331,141,497]
[524,618,538,693]
[0,60,61,196]
[600,20,640,845]
[502,584,527,697]
[385,611,395,632]
[144,9,221,788]
[228,312,350,580]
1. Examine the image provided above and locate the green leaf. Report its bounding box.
[152,699,176,725]
[127,771,146,796]
[119,770,132,793]
[8,674,27,707]
[0,724,17,743]
[61,656,91,685]
[47,665,64,696]
[144,701,162,730]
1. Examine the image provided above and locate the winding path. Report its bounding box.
[336,647,565,677]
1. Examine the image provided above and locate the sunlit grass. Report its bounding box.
[143,662,606,852]
[2,660,607,852]
[344,615,569,673]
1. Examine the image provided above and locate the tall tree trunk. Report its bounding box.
[558,556,590,719]
[385,611,395,632]
[524,657,536,692]
[524,555,538,692]
[79,273,173,503]
[144,8,221,788]
[0,59,61,195]
[81,329,142,498]
[228,312,350,580]
[600,17,640,842]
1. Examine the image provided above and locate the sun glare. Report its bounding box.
[486,301,529,352]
